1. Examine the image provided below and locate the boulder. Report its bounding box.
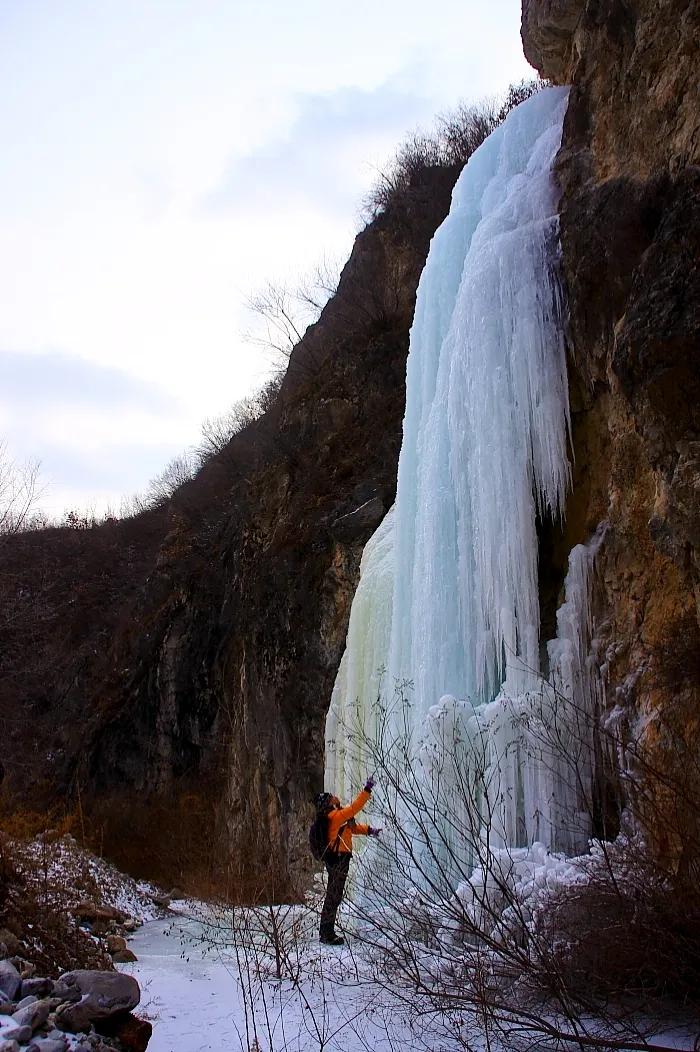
[122,920,138,933]
[54,971,139,1033]
[0,1040,20,1052]
[0,962,20,1001]
[71,902,126,925]
[13,994,37,1010]
[0,1026,31,1044]
[50,982,78,1004]
[105,936,126,956]
[150,894,170,910]
[20,979,54,1000]
[54,1001,94,1034]
[96,1012,151,1052]
[11,997,51,1031]
[111,949,137,964]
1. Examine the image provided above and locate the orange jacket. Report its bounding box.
[326,789,371,854]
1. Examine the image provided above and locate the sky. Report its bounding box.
[0,0,532,517]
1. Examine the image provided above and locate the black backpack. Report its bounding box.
[309,792,335,861]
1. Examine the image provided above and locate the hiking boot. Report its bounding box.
[319,930,345,946]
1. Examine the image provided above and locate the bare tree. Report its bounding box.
[244,258,340,368]
[0,440,44,535]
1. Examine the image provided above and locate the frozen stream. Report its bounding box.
[120,910,446,1052]
[123,912,699,1052]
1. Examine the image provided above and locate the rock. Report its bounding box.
[0,947,6,963]
[0,1040,20,1052]
[111,949,137,964]
[13,994,38,1010]
[0,934,20,959]
[96,1012,151,1052]
[54,1001,94,1035]
[20,979,54,1000]
[105,935,126,956]
[50,983,78,1004]
[12,997,50,1031]
[122,920,138,933]
[1,1026,32,1044]
[167,886,184,900]
[520,0,583,82]
[28,1039,68,1052]
[150,894,170,910]
[0,1003,12,1016]
[72,903,126,925]
[0,962,21,1001]
[330,497,385,542]
[55,971,139,1030]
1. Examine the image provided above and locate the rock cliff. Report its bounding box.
[523,0,699,857]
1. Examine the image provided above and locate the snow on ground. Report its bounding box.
[120,906,448,1052]
[15,833,160,922]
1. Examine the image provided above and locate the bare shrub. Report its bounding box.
[364,79,544,219]
[196,371,284,463]
[332,680,700,1052]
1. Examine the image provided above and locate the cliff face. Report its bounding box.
[523,0,700,857]
[0,167,458,894]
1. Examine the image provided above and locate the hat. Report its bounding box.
[314,791,335,812]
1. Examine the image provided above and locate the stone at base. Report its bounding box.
[96,1012,152,1052]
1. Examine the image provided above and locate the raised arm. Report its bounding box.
[333,787,371,823]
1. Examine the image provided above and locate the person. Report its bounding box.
[317,775,381,945]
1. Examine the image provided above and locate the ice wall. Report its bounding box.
[326,87,602,858]
[326,508,394,803]
[391,85,571,715]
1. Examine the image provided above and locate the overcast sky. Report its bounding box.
[0,0,532,517]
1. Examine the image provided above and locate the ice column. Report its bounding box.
[326,88,602,857]
[390,85,571,715]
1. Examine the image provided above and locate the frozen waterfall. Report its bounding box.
[326,87,602,861]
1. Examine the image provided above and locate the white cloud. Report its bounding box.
[0,0,533,514]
